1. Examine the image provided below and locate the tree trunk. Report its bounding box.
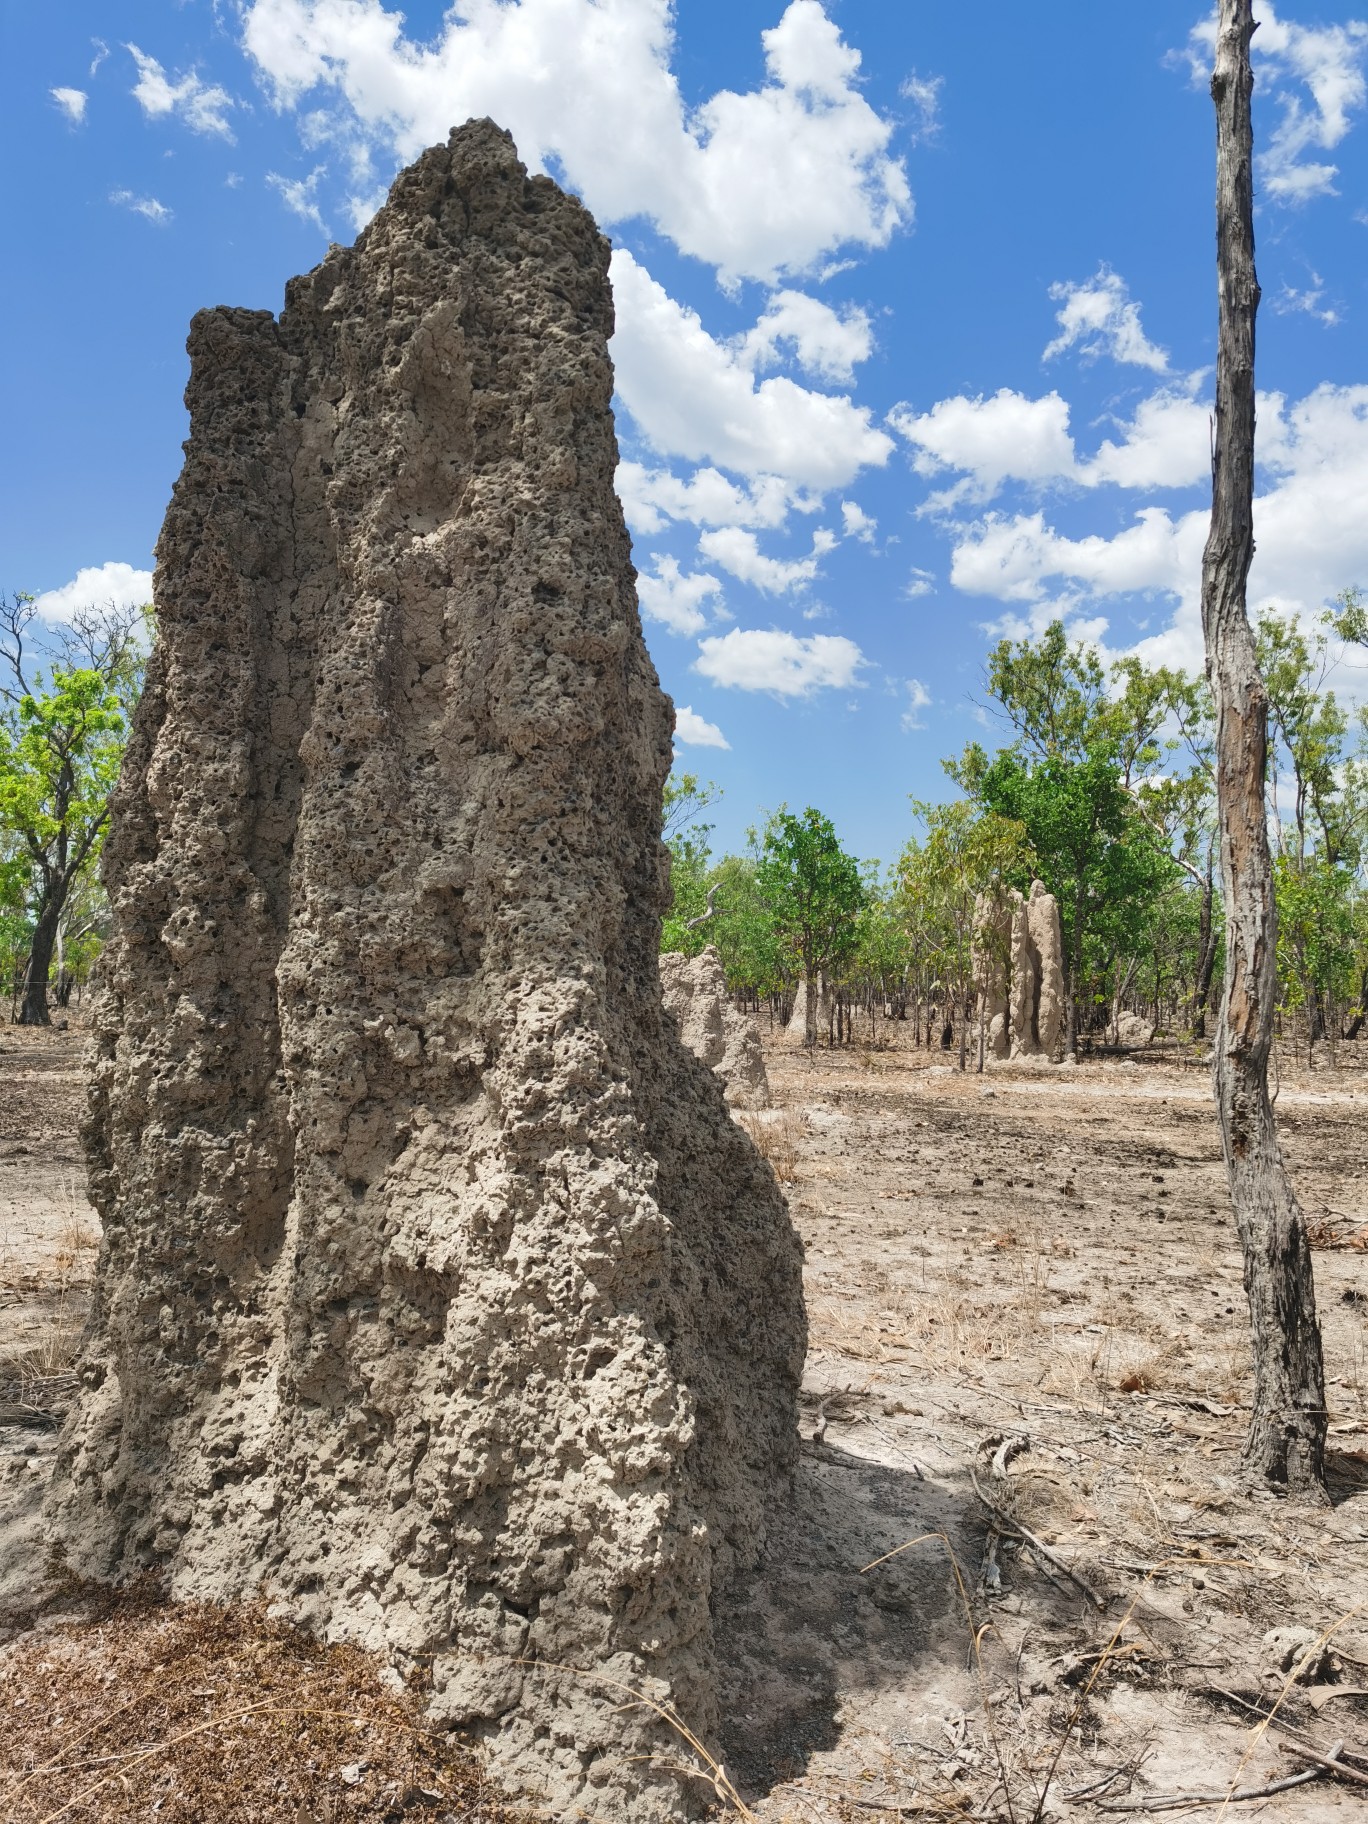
[1064,906,1083,1062]
[1343,966,1367,1040]
[1202,0,1326,1491]
[18,889,62,1026]
[804,959,818,1052]
[1192,867,1217,1039]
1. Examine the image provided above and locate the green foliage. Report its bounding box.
[753,807,865,1042]
[1252,601,1368,1043]
[0,665,127,873]
[851,863,912,1000]
[705,853,786,994]
[646,605,1368,1056]
[0,592,148,1020]
[1274,856,1361,1021]
[949,620,1190,1047]
[660,770,719,954]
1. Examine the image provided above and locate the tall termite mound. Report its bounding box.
[48,121,806,1822]
[972,880,1065,1061]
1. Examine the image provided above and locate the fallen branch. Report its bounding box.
[968,1465,1107,1611]
[1279,1741,1368,1787]
[1095,1743,1344,1813]
[989,1432,1029,1479]
[1196,1684,1368,1768]
[1064,1764,1136,1801]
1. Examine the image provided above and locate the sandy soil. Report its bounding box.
[717,1026,1368,1820]
[2,1019,1367,1820]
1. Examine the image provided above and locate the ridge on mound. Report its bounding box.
[47,120,805,1823]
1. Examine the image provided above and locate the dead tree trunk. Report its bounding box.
[1202,0,1326,1491]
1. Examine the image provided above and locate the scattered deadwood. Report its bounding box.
[1096,1742,1344,1812]
[1280,1741,1368,1787]
[968,1463,1107,1612]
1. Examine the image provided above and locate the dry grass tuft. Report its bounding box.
[735,1109,804,1183]
[0,1587,531,1823]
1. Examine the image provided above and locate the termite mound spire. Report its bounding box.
[47,119,806,1822]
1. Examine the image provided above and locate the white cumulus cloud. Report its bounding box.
[891,382,1212,508]
[944,383,1368,683]
[267,167,328,232]
[739,289,873,384]
[32,561,154,624]
[128,44,236,139]
[1043,267,1170,372]
[240,0,909,284]
[949,506,1201,606]
[610,250,893,492]
[51,87,88,124]
[694,627,865,696]
[636,556,724,636]
[901,678,932,731]
[616,463,818,538]
[890,388,1077,508]
[1080,389,1211,491]
[900,71,943,143]
[110,189,173,224]
[1272,276,1340,327]
[673,705,730,749]
[841,500,877,543]
[698,527,837,595]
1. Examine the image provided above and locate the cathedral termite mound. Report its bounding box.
[47,120,806,1823]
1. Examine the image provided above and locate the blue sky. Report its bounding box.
[5,1,1367,863]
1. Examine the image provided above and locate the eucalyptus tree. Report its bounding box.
[753,806,865,1049]
[1200,0,1325,1490]
[660,770,721,952]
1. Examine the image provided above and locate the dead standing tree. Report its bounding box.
[1202,0,1326,1491]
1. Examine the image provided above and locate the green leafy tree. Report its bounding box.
[660,771,720,953]
[705,852,785,1000]
[851,864,912,1032]
[954,620,1191,1055]
[0,594,145,1024]
[753,806,865,1048]
[1256,603,1368,1043]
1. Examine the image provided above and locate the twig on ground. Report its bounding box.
[1279,1741,1368,1787]
[968,1465,1107,1611]
[1063,1764,1135,1801]
[1094,1742,1343,1812]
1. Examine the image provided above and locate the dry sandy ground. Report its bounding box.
[717,1026,1368,1821]
[2,1019,1367,1821]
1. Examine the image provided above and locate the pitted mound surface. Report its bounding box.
[47,121,805,1823]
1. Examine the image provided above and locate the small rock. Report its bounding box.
[339,1763,366,1787]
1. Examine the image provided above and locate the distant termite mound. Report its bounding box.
[659,946,770,1109]
[47,121,805,1823]
[973,880,1065,1062]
